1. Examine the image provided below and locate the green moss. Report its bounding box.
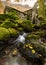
[1,19,15,28]
[16,20,34,32]
[33,31,45,37]
[0,14,19,21]
[40,20,46,25]
[22,20,34,31]
[26,34,40,40]
[15,20,23,24]
[17,27,24,31]
[0,27,10,41]
[8,28,19,37]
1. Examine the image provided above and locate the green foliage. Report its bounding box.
[0,19,15,28]
[15,20,23,24]
[16,20,34,32]
[5,6,19,20]
[8,28,19,37]
[0,14,19,21]
[0,27,10,41]
[22,20,34,31]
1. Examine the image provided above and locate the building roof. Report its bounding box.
[1,0,37,12]
[10,0,37,8]
[7,3,31,12]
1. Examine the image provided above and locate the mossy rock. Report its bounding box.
[15,20,33,32]
[40,20,46,25]
[0,27,10,41]
[0,14,19,21]
[22,20,34,31]
[33,31,45,37]
[26,34,40,40]
[31,43,46,57]
[8,28,19,37]
[0,19,15,28]
[17,27,24,31]
[15,20,23,24]
[40,21,46,29]
[17,20,34,32]
[14,22,24,31]
[33,24,41,31]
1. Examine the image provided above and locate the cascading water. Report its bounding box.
[12,32,28,44]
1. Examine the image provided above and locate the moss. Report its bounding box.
[15,20,23,24]
[33,31,45,37]
[15,19,34,32]
[33,24,41,31]
[0,14,19,21]
[17,27,24,31]
[8,28,19,37]
[26,34,40,40]
[40,20,46,25]
[1,19,15,28]
[0,27,10,41]
[22,20,34,32]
